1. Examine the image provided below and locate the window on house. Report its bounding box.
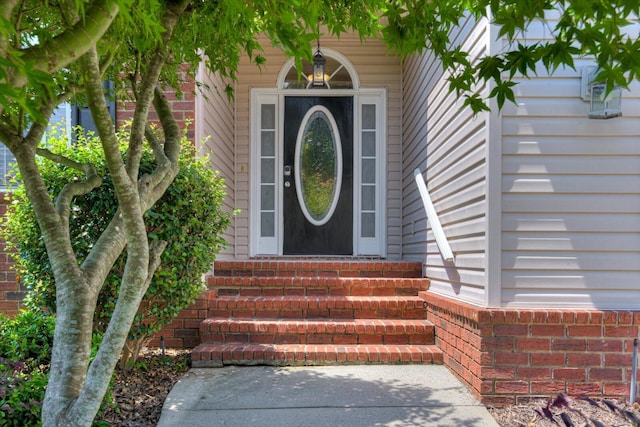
[1,81,115,191]
[0,147,15,190]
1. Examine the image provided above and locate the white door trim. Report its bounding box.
[249,88,386,257]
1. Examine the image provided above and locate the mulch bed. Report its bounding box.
[98,349,191,427]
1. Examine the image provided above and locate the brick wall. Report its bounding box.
[425,292,640,406]
[116,79,196,142]
[0,194,23,317]
[147,290,214,349]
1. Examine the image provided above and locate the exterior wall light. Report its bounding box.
[312,47,326,87]
[581,65,623,119]
[312,24,326,87]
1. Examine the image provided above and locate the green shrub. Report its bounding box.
[0,359,48,427]
[0,310,55,427]
[3,126,230,366]
[0,310,55,369]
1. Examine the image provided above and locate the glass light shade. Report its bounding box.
[589,83,622,119]
[312,51,326,87]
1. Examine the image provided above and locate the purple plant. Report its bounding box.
[533,393,640,427]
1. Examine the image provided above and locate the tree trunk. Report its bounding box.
[38,2,189,424]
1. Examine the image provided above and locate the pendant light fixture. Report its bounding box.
[312,24,326,87]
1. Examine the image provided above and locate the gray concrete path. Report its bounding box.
[158,365,499,426]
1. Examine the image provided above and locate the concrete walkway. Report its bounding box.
[158,365,499,427]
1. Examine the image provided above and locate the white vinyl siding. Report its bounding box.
[499,15,640,309]
[402,15,491,306]
[196,65,235,259]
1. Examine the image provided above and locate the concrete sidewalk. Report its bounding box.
[158,365,499,427]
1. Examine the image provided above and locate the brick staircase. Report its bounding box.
[191,260,443,367]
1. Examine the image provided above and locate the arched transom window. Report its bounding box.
[278,48,358,90]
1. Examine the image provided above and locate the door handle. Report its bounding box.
[284,165,292,177]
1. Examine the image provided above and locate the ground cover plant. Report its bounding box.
[0,310,55,426]
[490,393,640,427]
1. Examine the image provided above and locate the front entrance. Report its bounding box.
[283,96,353,255]
[250,49,386,258]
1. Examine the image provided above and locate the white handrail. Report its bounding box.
[414,168,455,262]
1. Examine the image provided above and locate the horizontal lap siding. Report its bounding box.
[233,35,402,259]
[500,17,640,308]
[196,67,235,259]
[402,15,490,306]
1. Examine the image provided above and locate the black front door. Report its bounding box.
[283,96,353,255]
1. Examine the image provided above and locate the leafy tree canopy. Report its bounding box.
[0,0,638,122]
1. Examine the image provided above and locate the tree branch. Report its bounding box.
[10,0,119,91]
[142,240,168,296]
[65,44,151,425]
[36,148,103,222]
[0,0,19,57]
[136,88,181,208]
[144,125,163,158]
[0,123,19,152]
[125,0,190,180]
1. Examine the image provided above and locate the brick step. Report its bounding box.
[208,277,429,297]
[209,295,427,320]
[212,260,423,278]
[192,343,443,367]
[200,318,435,345]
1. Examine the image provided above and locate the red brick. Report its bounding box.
[530,381,566,394]
[162,338,183,348]
[587,339,623,352]
[604,326,637,337]
[575,312,590,324]
[516,367,551,380]
[567,382,602,395]
[567,325,602,337]
[530,325,565,337]
[566,353,601,367]
[552,338,586,351]
[480,380,494,393]
[489,310,506,323]
[493,324,528,336]
[516,338,551,351]
[533,311,547,323]
[589,368,623,382]
[553,368,586,381]
[603,383,630,395]
[494,352,529,365]
[604,353,632,367]
[560,311,575,323]
[604,311,618,325]
[589,312,604,324]
[481,336,515,351]
[531,353,565,366]
[618,312,633,325]
[481,395,516,407]
[481,366,516,380]
[0,301,20,311]
[495,381,529,394]
[0,283,18,291]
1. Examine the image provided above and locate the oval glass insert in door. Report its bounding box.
[294,106,343,226]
